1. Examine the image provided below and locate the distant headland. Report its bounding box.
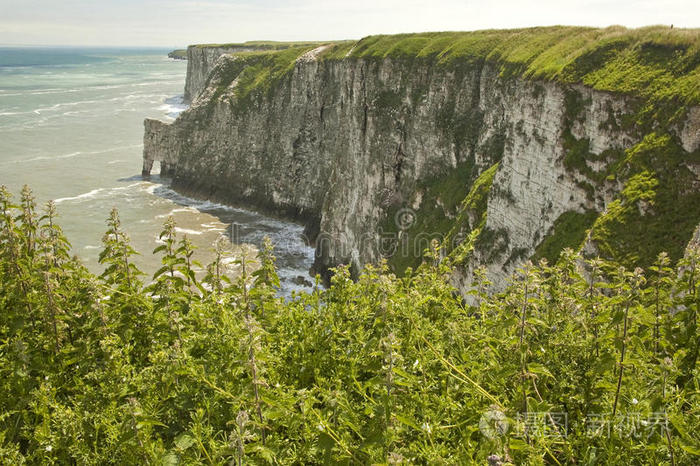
[167,49,187,60]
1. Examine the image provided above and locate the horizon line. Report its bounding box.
[0,44,187,49]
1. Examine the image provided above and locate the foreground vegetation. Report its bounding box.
[0,185,698,464]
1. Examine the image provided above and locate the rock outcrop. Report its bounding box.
[168,49,187,60]
[183,42,325,102]
[144,27,700,294]
[184,46,259,102]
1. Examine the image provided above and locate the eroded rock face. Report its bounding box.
[145,49,700,294]
[459,80,638,293]
[143,119,179,176]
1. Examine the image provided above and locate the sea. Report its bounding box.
[0,47,315,295]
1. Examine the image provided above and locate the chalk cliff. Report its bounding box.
[145,27,700,294]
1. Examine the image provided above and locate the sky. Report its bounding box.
[0,0,697,47]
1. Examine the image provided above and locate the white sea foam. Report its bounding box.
[0,82,182,98]
[110,182,145,192]
[53,182,147,204]
[159,95,188,119]
[3,144,142,165]
[155,207,198,219]
[201,222,226,231]
[54,188,104,204]
[175,227,205,236]
[144,183,161,195]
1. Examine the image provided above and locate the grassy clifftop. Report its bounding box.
[201,26,698,117]
[324,26,699,109]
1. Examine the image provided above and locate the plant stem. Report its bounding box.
[612,301,630,417]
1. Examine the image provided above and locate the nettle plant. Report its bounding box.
[0,185,698,464]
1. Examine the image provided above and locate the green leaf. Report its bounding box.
[153,265,170,279]
[527,362,553,378]
[252,444,276,462]
[508,437,529,450]
[160,452,179,466]
[174,433,195,450]
[679,442,700,456]
[395,414,421,431]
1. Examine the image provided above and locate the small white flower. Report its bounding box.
[632,398,638,405]
[413,359,419,368]
[422,422,432,434]
[45,445,53,452]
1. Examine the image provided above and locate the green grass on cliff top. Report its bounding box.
[206,26,699,107]
[324,26,700,106]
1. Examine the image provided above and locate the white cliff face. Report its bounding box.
[461,79,638,292]
[145,48,700,292]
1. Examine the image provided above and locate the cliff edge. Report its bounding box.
[144,26,700,294]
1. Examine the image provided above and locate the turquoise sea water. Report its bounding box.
[0,48,314,294]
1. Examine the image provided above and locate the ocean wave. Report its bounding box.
[201,222,226,231]
[3,144,143,165]
[150,185,240,213]
[175,227,205,236]
[159,95,188,119]
[62,110,88,116]
[0,93,169,118]
[54,188,104,204]
[31,93,167,114]
[0,81,182,98]
[0,88,77,97]
[154,206,198,219]
[53,182,148,204]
